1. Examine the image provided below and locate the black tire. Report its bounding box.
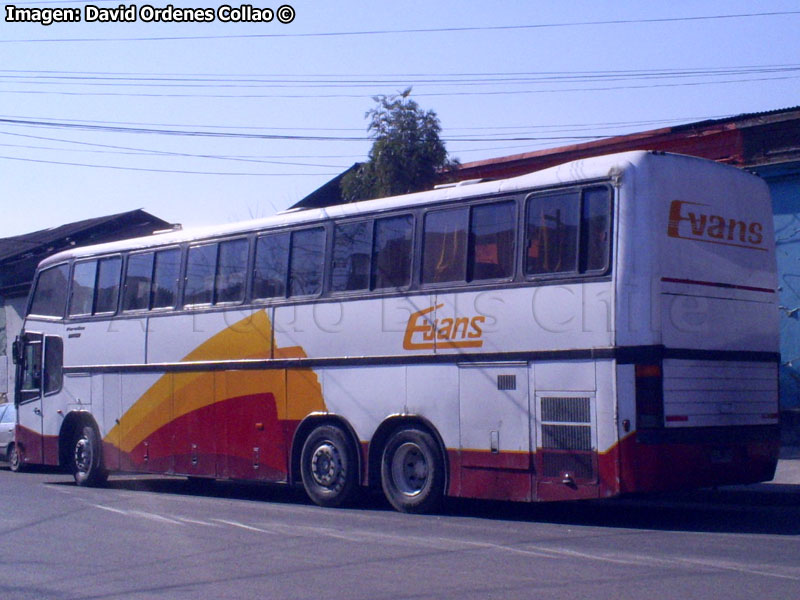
[7,443,23,473]
[300,424,359,508]
[72,425,108,487]
[381,427,445,514]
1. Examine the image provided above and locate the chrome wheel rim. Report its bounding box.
[390,442,428,497]
[310,442,343,488]
[74,435,93,474]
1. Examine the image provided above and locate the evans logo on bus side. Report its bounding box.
[667,200,765,251]
[403,304,485,350]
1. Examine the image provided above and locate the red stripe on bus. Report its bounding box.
[661,277,774,294]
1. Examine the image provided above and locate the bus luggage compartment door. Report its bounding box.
[457,363,531,502]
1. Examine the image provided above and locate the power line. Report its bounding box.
[2,11,799,43]
[0,112,725,134]
[0,117,612,142]
[0,130,351,167]
[0,154,341,176]
[3,64,799,87]
[1,73,796,99]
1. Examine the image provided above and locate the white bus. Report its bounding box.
[12,151,780,512]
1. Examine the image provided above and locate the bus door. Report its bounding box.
[13,332,44,464]
[458,363,532,502]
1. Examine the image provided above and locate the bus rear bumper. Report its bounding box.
[612,425,780,494]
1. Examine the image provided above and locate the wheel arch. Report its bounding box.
[290,413,363,486]
[367,415,449,492]
[58,411,101,469]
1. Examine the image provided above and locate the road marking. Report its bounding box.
[212,518,278,534]
[172,516,219,527]
[93,504,128,515]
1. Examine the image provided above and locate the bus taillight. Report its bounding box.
[635,363,663,429]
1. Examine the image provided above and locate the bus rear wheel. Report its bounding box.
[381,427,445,514]
[72,425,108,487]
[300,425,359,508]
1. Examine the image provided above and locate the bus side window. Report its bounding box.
[289,228,326,297]
[151,248,181,309]
[525,191,580,276]
[185,244,217,306]
[372,215,413,289]
[28,264,69,318]
[581,187,611,273]
[422,208,468,284]
[95,257,122,314]
[44,336,63,395]
[253,232,290,300]
[123,253,154,311]
[216,239,249,303]
[468,200,516,281]
[332,221,371,292]
[68,260,98,317]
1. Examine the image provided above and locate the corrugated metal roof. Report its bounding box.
[0,209,171,296]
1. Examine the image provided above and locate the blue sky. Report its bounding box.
[2,1,799,237]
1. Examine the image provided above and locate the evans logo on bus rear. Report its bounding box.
[667,200,765,251]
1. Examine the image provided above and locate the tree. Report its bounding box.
[341,88,458,202]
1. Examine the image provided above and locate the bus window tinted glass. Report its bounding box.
[123,253,153,311]
[29,264,69,317]
[332,221,371,292]
[289,228,325,297]
[20,339,42,392]
[372,215,413,289]
[69,261,97,316]
[216,239,248,303]
[253,233,289,299]
[95,257,121,314]
[581,187,611,272]
[525,191,579,275]
[185,244,217,306]
[469,201,516,281]
[152,248,181,309]
[422,208,468,284]
[44,336,63,395]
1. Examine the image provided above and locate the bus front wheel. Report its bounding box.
[300,424,359,508]
[72,425,108,487]
[381,428,445,514]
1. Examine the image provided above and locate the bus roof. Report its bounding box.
[35,150,745,268]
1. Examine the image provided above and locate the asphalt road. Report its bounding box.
[0,466,798,600]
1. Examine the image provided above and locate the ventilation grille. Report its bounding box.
[497,374,517,391]
[538,395,596,482]
[541,396,590,423]
[541,424,592,451]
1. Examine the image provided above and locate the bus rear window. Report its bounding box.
[29,264,69,318]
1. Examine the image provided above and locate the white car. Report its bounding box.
[0,403,18,469]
